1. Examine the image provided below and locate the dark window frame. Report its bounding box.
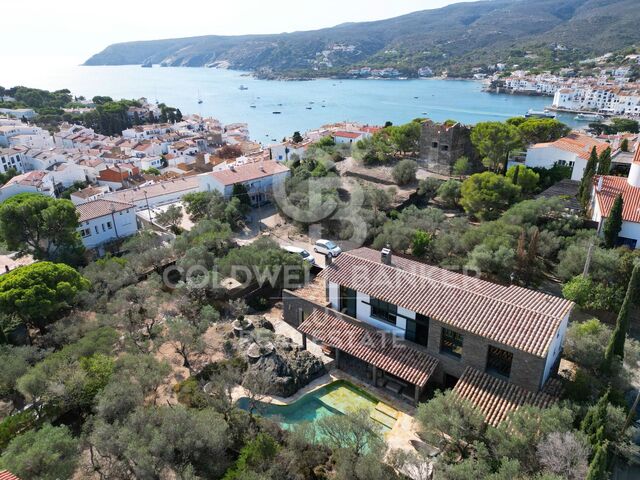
[440,327,463,359]
[368,296,397,325]
[486,345,513,379]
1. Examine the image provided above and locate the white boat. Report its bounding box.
[239,85,249,90]
[575,113,604,122]
[525,109,556,119]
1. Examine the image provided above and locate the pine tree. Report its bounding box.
[581,387,610,446]
[603,194,624,248]
[586,440,609,480]
[603,263,640,370]
[597,147,612,175]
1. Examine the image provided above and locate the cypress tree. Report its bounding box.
[512,164,520,186]
[579,147,599,210]
[603,194,624,248]
[581,387,610,445]
[597,147,612,175]
[586,440,609,480]
[602,263,640,368]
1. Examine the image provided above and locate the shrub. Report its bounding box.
[392,160,418,185]
[437,180,462,208]
[460,172,521,220]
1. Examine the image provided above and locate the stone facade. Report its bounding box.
[419,120,477,175]
[426,319,547,392]
[283,288,553,393]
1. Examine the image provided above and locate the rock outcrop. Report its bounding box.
[242,335,325,398]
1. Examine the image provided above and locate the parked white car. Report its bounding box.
[283,245,316,265]
[313,239,342,257]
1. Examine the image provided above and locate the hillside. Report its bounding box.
[84,0,640,77]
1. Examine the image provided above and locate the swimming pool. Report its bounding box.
[236,380,398,432]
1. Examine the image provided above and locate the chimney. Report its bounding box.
[381,246,392,266]
[325,253,333,267]
[596,176,604,192]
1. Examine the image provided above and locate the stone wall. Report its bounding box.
[426,318,546,392]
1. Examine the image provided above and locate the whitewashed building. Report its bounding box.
[590,146,640,249]
[76,199,138,249]
[522,133,611,181]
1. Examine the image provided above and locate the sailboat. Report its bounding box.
[197,90,203,104]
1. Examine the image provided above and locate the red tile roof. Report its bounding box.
[531,133,610,160]
[333,131,362,139]
[208,160,289,186]
[594,175,640,223]
[0,471,21,480]
[76,199,134,222]
[299,308,439,387]
[321,248,574,358]
[453,367,557,426]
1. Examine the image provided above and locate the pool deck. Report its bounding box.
[238,305,425,454]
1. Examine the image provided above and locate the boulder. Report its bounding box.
[243,336,325,397]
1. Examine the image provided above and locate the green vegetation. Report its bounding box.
[470,121,522,172]
[460,172,521,220]
[603,194,623,248]
[0,85,181,135]
[391,159,418,185]
[0,193,83,262]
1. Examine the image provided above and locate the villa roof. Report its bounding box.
[299,308,439,387]
[0,471,21,480]
[594,175,640,223]
[333,131,362,139]
[76,199,134,222]
[105,176,199,203]
[531,133,610,160]
[453,367,557,426]
[208,160,289,186]
[321,248,574,358]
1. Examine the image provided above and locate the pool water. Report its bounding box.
[236,380,396,432]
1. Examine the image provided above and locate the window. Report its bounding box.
[440,144,449,151]
[339,285,357,318]
[106,222,113,229]
[440,328,463,358]
[369,296,397,325]
[406,313,430,347]
[431,142,438,148]
[80,228,91,238]
[486,345,513,378]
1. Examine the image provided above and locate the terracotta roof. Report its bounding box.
[594,175,640,223]
[105,176,199,203]
[0,471,21,480]
[333,131,362,139]
[635,143,640,165]
[299,308,439,387]
[321,248,574,358]
[76,199,134,222]
[531,133,610,160]
[208,160,289,186]
[4,170,46,187]
[453,367,557,426]
[71,186,106,199]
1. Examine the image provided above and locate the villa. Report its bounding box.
[283,247,573,419]
[590,143,640,249]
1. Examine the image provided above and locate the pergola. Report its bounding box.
[299,308,439,404]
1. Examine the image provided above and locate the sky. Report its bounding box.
[1,0,472,63]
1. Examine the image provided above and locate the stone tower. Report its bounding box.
[419,120,477,175]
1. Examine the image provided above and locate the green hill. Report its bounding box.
[84,0,640,77]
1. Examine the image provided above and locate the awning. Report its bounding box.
[299,308,439,388]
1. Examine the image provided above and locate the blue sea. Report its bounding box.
[0,57,585,143]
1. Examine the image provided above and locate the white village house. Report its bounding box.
[590,145,640,249]
[76,199,138,249]
[523,133,610,181]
